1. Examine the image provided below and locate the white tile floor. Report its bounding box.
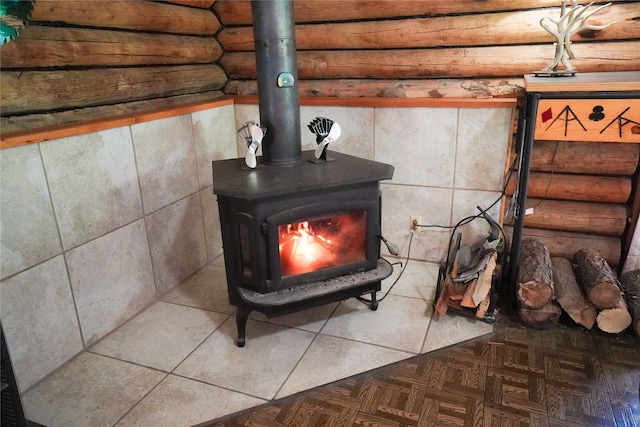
[21,257,494,427]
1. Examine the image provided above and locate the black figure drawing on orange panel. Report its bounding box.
[543,104,586,137]
[599,106,640,138]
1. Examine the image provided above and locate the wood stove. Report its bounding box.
[212,0,394,346]
[213,152,393,346]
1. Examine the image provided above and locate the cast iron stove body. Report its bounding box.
[213,152,394,346]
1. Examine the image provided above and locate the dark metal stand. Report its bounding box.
[505,88,639,312]
[506,93,537,313]
[235,307,252,347]
[369,291,378,311]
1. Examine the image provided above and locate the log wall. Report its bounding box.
[216,0,640,98]
[0,0,226,134]
[1,0,639,135]
[505,140,640,267]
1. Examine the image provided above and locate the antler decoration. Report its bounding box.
[538,0,615,75]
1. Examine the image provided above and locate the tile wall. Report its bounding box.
[0,105,237,392]
[0,101,513,395]
[237,103,514,261]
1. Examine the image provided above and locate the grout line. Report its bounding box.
[419,309,437,354]
[271,331,322,400]
[168,371,269,403]
[110,373,170,427]
[36,141,87,348]
[127,123,161,300]
[315,331,419,356]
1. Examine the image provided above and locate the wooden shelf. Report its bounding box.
[525,71,640,93]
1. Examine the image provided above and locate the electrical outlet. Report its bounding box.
[410,216,421,232]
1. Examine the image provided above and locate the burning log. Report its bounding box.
[619,269,640,336]
[517,238,554,310]
[551,257,596,329]
[573,249,622,309]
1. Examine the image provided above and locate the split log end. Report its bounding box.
[596,299,632,334]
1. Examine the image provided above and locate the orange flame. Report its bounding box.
[278,211,367,277]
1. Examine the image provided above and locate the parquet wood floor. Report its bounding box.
[203,319,639,427]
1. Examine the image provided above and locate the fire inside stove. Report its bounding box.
[278,211,367,277]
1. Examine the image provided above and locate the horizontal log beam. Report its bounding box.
[506,172,632,203]
[219,3,638,51]
[225,78,526,99]
[505,226,621,267]
[0,65,227,115]
[31,0,220,35]
[163,0,215,8]
[517,198,628,236]
[221,42,640,80]
[215,0,623,25]
[0,26,222,68]
[524,140,640,176]
[1,93,229,148]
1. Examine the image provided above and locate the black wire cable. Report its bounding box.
[531,140,560,209]
[356,230,414,306]
[414,153,518,232]
[438,154,518,279]
[357,153,518,309]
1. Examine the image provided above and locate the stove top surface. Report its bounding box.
[213,150,394,200]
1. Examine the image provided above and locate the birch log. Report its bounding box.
[519,301,562,329]
[551,257,597,329]
[596,299,632,334]
[619,269,640,336]
[573,249,622,309]
[517,238,554,310]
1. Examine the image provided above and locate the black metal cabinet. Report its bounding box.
[506,72,640,307]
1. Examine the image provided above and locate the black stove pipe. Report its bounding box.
[251,0,301,167]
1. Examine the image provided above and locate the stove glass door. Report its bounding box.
[278,210,367,277]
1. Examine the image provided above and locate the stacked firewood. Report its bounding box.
[516,238,562,328]
[518,238,639,336]
[435,238,499,320]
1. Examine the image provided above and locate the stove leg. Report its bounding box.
[235,307,251,347]
[369,291,378,311]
